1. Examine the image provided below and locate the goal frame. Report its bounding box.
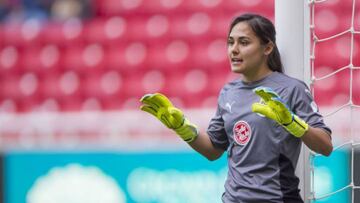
[275,0,312,202]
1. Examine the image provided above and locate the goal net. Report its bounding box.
[276,0,359,202]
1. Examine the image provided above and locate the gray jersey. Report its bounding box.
[207,72,331,203]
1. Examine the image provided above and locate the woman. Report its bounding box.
[140,13,332,203]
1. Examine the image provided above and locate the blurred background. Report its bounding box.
[0,0,358,202]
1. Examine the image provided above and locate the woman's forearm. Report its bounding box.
[301,126,333,156]
[188,132,225,161]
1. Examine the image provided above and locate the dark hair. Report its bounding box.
[228,13,283,73]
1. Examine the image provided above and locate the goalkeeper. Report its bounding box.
[140,13,332,203]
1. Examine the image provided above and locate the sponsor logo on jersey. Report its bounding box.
[233,120,252,145]
[225,101,235,113]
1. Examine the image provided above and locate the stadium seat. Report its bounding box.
[5,0,347,111]
[353,34,360,66]
[314,33,352,70]
[122,73,147,98]
[85,17,128,45]
[141,70,166,94]
[223,0,274,17]
[41,22,64,45]
[145,39,194,69]
[1,75,23,100]
[138,0,185,14]
[95,0,144,16]
[2,23,23,45]
[353,70,360,105]
[83,18,108,44]
[190,40,228,68]
[40,71,82,100]
[83,70,123,99]
[104,45,128,71]
[314,10,352,39]
[102,97,124,110]
[37,98,60,112]
[62,46,85,71]
[0,71,42,112]
[121,16,169,41]
[81,97,103,111]
[58,96,84,111]
[0,46,21,73]
[39,71,83,112]
[62,43,106,72]
[2,19,43,46]
[314,67,350,106]
[105,16,128,41]
[21,46,61,73]
[0,99,18,113]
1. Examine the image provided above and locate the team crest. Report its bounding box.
[233,120,252,145]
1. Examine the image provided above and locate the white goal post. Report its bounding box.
[275,0,312,202]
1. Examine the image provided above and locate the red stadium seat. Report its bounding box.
[145,39,196,72]
[0,99,18,113]
[0,71,42,112]
[62,43,105,72]
[314,10,352,39]
[223,0,274,14]
[353,34,360,67]
[105,42,149,72]
[83,70,123,100]
[1,75,23,100]
[355,11,360,31]
[102,96,124,110]
[122,73,147,98]
[83,17,128,45]
[41,71,83,111]
[313,68,350,106]
[314,33,352,70]
[353,69,360,105]
[83,19,108,44]
[62,46,85,71]
[58,96,83,111]
[41,22,65,45]
[168,14,215,40]
[0,0,277,112]
[137,0,185,14]
[37,98,60,112]
[104,45,127,71]
[190,39,228,68]
[95,0,144,16]
[141,70,166,94]
[0,46,21,73]
[40,71,82,101]
[42,20,85,47]
[124,16,163,41]
[2,20,44,47]
[21,45,62,73]
[81,97,103,111]
[84,16,131,45]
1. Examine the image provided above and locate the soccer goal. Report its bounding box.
[275,0,360,202]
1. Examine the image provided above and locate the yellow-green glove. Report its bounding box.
[251,87,309,138]
[140,93,198,143]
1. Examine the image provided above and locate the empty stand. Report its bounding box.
[1,0,351,112]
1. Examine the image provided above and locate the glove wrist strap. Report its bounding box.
[283,115,309,138]
[174,119,199,143]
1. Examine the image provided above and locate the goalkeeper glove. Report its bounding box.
[140,93,199,143]
[251,87,309,138]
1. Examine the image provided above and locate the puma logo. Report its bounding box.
[225,101,235,113]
